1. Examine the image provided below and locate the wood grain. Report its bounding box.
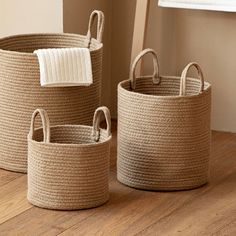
[0,130,235,236]
[0,169,22,187]
[0,175,32,224]
[0,170,134,236]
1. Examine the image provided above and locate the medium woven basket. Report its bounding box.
[27,106,111,210]
[0,10,104,173]
[117,48,211,191]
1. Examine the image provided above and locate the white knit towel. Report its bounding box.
[34,48,93,87]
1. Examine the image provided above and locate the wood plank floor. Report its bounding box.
[0,129,236,236]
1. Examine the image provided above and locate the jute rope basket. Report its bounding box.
[117,48,211,191]
[0,10,104,173]
[27,106,111,210]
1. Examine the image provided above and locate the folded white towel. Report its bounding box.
[34,48,93,87]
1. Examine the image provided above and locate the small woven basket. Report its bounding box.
[0,10,104,173]
[117,48,211,191]
[27,106,111,210]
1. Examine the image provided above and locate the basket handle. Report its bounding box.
[179,62,205,96]
[29,109,50,143]
[92,106,111,142]
[85,10,105,48]
[130,48,160,90]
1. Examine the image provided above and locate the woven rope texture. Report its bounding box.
[117,48,211,191]
[28,106,111,210]
[0,10,104,172]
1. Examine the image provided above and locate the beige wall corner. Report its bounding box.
[110,0,177,118]
[63,0,112,110]
[0,0,63,37]
[63,0,136,118]
[174,9,236,132]
[144,1,177,75]
[110,0,136,116]
[142,0,236,132]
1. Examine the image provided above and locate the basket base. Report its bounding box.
[0,162,27,174]
[27,195,109,211]
[117,175,208,192]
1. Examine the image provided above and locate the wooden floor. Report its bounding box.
[0,129,236,236]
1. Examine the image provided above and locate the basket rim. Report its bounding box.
[0,33,103,56]
[28,124,112,147]
[118,75,211,99]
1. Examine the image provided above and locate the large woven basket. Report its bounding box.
[0,10,104,173]
[28,106,111,210]
[117,48,211,191]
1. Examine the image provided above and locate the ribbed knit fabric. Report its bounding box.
[34,48,93,87]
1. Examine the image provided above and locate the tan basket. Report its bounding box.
[0,10,104,173]
[27,106,111,210]
[117,48,211,191]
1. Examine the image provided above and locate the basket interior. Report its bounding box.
[0,33,101,53]
[32,125,109,145]
[121,76,211,96]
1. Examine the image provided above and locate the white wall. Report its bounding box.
[0,0,63,37]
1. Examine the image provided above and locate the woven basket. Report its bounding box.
[27,106,111,210]
[0,10,104,173]
[117,48,211,191]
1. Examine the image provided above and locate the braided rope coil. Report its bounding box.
[0,10,105,173]
[28,106,111,210]
[117,49,211,191]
